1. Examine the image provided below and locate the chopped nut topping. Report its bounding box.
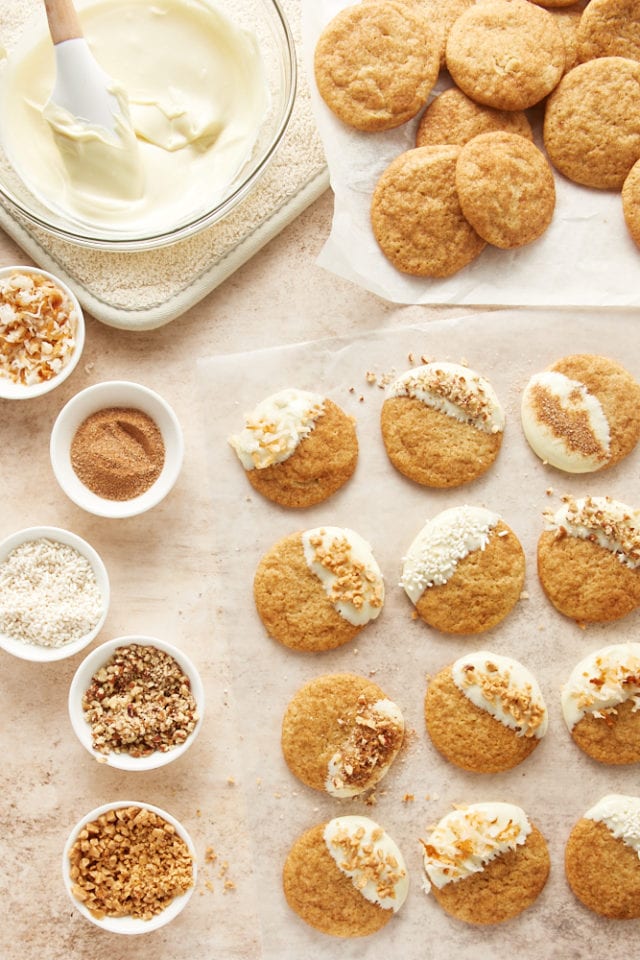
[328,824,406,904]
[546,495,640,568]
[309,532,384,613]
[392,364,501,432]
[328,695,404,795]
[459,662,545,738]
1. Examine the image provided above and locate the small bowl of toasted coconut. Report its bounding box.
[0,265,84,400]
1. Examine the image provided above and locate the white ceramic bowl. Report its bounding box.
[0,525,109,662]
[50,380,184,518]
[68,635,205,771]
[0,265,84,400]
[62,800,197,934]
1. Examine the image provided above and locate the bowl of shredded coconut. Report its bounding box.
[0,526,109,661]
[0,266,84,399]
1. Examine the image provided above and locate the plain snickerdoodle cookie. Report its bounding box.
[283,816,409,936]
[380,361,505,488]
[543,57,640,190]
[577,0,640,63]
[281,673,404,796]
[425,652,548,773]
[565,795,640,919]
[455,132,556,249]
[371,145,486,277]
[401,505,525,634]
[254,526,384,652]
[561,643,640,764]
[415,88,533,149]
[313,1,441,132]
[422,802,550,925]
[537,496,640,624]
[445,0,566,110]
[622,158,640,247]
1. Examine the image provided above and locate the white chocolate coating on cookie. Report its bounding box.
[561,643,640,730]
[422,802,531,891]
[521,370,610,472]
[585,795,640,857]
[387,361,505,434]
[452,651,548,738]
[323,816,409,911]
[543,495,640,569]
[326,698,405,798]
[401,505,500,604]
[228,388,325,470]
[302,527,384,626]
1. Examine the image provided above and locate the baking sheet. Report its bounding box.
[301,0,640,307]
[199,311,640,959]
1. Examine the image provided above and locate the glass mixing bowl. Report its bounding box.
[0,0,296,251]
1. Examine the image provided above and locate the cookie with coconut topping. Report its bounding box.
[521,354,640,473]
[425,651,548,772]
[283,815,409,936]
[561,643,640,764]
[281,673,404,798]
[228,388,357,508]
[254,526,384,652]
[537,495,640,624]
[381,362,505,488]
[421,801,550,924]
[565,794,640,919]
[401,506,525,634]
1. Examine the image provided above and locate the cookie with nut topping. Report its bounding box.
[425,651,548,772]
[281,673,404,797]
[254,526,384,652]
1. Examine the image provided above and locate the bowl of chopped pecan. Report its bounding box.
[68,635,205,770]
[62,800,197,933]
[0,266,84,399]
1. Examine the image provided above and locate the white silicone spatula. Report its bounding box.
[43,0,124,133]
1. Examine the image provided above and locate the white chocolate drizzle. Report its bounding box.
[561,643,640,730]
[323,815,409,911]
[228,388,325,470]
[452,651,548,738]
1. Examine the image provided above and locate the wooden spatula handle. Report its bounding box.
[44,0,83,43]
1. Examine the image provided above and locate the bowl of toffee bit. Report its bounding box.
[68,635,205,771]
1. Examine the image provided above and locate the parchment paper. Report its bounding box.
[300,0,640,307]
[199,311,640,960]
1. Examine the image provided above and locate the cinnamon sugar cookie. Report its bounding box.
[425,652,548,772]
[543,57,640,190]
[422,802,550,924]
[550,6,583,74]
[254,526,384,652]
[455,132,556,249]
[577,0,640,63]
[416,88,533,149]
[371,146,486,277]
[521,354,640,473]
[561,643,640,764]
[228,388,357,508]
[622,158,640,247]
[313,1,440,132]
[537,496,640,624]
[565,795,640,919]
[380,361,505,488]
[283,816,409,936]
[281,673,404,796]
[446,0,566,110]
[401,505,525,634]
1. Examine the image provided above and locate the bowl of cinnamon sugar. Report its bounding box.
[50,380,184,518]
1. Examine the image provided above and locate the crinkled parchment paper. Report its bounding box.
[301,0,640,307]
[199,311,640,960]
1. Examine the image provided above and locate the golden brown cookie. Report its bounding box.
[254,526,384,652]
[283,816,409,936]
[550,6,583,74]
[401,506,525,634]
[445,0,566,110]
[455,132,556,249]
[416,87,533,149]
[229,388,357,508]
[577,0,640,63]
[371,145,486,277]
[537,496,640,624]
[380,361,505,488]
[561,643,640,764]
[565,795,640,919]
[410,0,476,66]
[281,673,404,796]
[622,158,640,247]
[543,57,640,189]
[422,802,550,925]
[521,353,640,473]
[425,652,548,773]
[313,1,440,132]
